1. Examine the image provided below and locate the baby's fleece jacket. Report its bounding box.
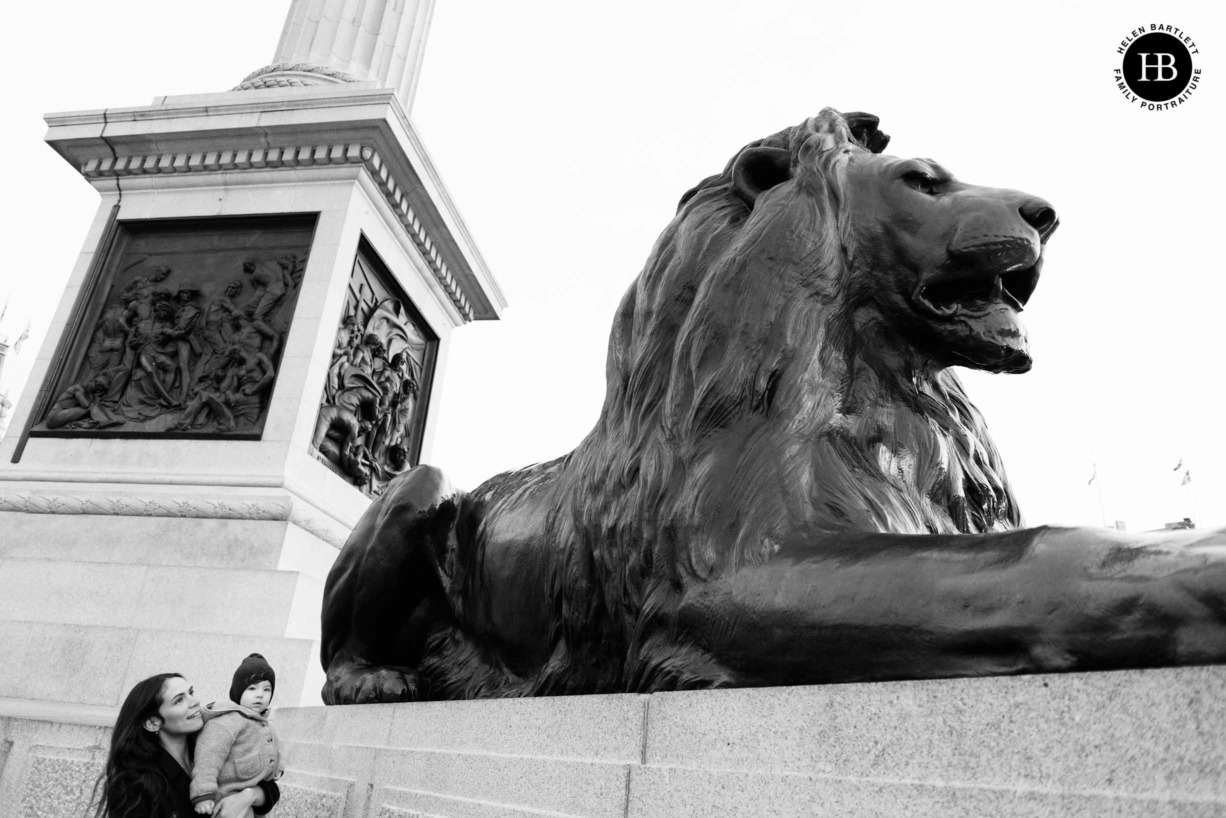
[189,700,283,806]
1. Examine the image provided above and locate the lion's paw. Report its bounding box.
[324,665,422,704]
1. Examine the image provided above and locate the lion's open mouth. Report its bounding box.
[914,265,1039,318]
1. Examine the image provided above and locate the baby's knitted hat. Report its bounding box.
[229,653,276,705]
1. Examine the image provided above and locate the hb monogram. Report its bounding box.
[1137,53,1178,81]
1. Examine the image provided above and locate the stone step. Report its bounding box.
[624,765,1226,818]
[374,784,586,818]
[0,714,108,818]
[0,511,339,582]
[5,667,1226,817]
[0,558,322,639]
[268,666,1226,817]
[0,621,319,708]
[639,666,1226,802]
[271,767,586,818]
[272,694,646,762]
[282,740,629,818]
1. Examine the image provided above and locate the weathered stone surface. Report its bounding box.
[276,781,351,818]
[642,666,1226,801]
[386,693,646,762]
[0,623,133,706]
[0,512,289,569]
[0,622,314,708]
[16,752,100,818]
[0,506,330,710]
[0,718,109,818]
[370,747,628,818]
[627,766,1226,818]
[2,666,1225,816]
[375,785,582,818]
[0,559,304,636]
[275,693,647,762]
[281,666,1226,818]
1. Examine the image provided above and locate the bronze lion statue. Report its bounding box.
[320,108,1226,703]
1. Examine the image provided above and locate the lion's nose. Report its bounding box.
[1019,197,1058,242]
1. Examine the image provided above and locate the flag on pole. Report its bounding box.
[1088,464,1097,485]
[1173,459,1183,471]
[12,321,29,354]
[1181,469,1192,486]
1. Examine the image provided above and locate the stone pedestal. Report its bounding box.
[3,667,1223,817]
[0,4,507,816]
[270,665,1226,817]
[0,501,331,710]
[0,83,503,720]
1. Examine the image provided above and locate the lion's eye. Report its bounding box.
[902,171,939,196]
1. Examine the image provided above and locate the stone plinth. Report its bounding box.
[2,667,1223,816]
[9,84,504,510]
[0,81,503,723]
[272,666,1226,817]
[0,504,334,709]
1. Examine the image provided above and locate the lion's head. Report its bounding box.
[642,109,1056,384]
[570,109,1056,581]
[810,113,1056,375]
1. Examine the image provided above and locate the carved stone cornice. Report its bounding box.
[78,142,473,321]
[44,87,506,324]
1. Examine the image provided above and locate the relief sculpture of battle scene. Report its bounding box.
[312,241,436,497]
[34,216,314,438]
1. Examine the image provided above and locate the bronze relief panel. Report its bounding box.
[33,215,316,439]
[312,239,437,497]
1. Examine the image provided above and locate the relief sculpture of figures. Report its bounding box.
[36,220,310,437]
[320,108,1226,704]
[311,251,433,497]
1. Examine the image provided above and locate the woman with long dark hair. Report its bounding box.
[91,673,279,818]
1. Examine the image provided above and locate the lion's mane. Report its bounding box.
[466,109,1021,692]
[325,108,1226,707]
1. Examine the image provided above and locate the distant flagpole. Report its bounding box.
[1182,468,1198,526]
[1087,462,1106,527]
[1173,456,1197,526]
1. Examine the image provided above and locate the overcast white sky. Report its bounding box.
[2,0,1222,532]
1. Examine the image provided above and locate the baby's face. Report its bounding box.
[240,680,273,714]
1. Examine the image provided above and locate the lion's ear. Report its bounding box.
[731,147,792,208]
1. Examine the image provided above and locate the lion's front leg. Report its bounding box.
[670,526,1226,687]
[322,650,423,705]
[320,465,462,704]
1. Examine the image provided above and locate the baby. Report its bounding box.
[190,653,284,815]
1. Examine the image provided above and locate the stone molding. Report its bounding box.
[44,88,505,322]
[0,488,350,546]
[234,62,360,90]
[0,697,116,728]
[79,143,473,321]
[288,502,353,547]
[0,488,291,519]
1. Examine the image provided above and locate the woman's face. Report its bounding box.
[154,677,203,737]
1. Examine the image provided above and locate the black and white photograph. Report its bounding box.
[0,1,1222,815]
